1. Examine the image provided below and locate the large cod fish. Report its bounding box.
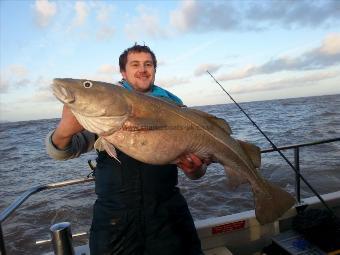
[52,78,295,224]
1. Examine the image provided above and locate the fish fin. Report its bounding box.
[73,111,125,135]
[209,118,232,134]
[209,117,233,135]
[253,182,295,224]
[94,137,105,152]
[224,166,248,190]
[94,137,121,163]
[188,109,232,134]
[183,108,212,117]
[237,139,261,168]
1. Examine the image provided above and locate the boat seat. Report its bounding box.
[204,246,233,255]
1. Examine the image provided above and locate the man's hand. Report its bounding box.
[52,105,84,149]
[177,153,211,180]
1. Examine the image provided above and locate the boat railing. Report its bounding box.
[0,177,94,255]
[260,137,340,203]
[0,137,339,255]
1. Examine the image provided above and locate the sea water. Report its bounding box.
[1,94,339,254]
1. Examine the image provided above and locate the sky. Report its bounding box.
[1,0,340,122]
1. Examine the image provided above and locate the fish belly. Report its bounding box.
[106,129,209,165]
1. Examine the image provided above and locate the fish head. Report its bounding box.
[52,78,130,135]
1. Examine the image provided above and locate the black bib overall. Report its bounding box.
[89,150,202,255]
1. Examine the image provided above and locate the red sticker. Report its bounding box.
[211,220,246,235]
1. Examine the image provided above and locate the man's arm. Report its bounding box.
[52,106,84,149]
[46,106,96,160]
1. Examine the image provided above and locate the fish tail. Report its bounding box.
[253,182,295,224]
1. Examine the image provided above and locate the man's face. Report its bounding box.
[121,51,156,92]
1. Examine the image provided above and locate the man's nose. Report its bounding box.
[138,65,146,72]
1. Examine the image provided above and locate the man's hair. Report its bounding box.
[119,44,157,72]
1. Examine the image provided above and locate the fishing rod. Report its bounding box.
[207,70,334,215]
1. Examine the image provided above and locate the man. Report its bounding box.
[46,44,207,254]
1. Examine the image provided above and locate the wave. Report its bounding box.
[1,94,340,255]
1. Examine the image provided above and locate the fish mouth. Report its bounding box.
[52,80,75,104]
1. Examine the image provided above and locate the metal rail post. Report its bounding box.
[50,222,74,255]
[294,147,301,203]
[0,224,6,255]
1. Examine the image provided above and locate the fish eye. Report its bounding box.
[83,81,93,88]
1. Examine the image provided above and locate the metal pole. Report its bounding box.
[0,224,6,255]
[50,222,74,255]
[294,148,301,203]
[207,70,334,215]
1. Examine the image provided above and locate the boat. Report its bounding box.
[1,137,340,255]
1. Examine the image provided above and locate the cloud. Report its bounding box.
[0,78,30,94]
[0,78,10,94]
[9,65,29,78]
[34,0,57,27]
[97,64,118,74]
[0,65,31,93]
[72,1,89,27]
[28,76,57,102]
[170,0,237,33]
[319,33,340,55]
[67,64,121,84]
[124,5,168,40]
[31,89,55,102]
[96,3,115,23]
[96,26,115,41]
[231,69,339,94]
[170,0,200,32]
[246,0,340,29]
[35,76,53,88]
[194,63,222,76]
[94,3,116,41]
[218,33,340,81]
[170,0,340,33]
[218,65,257,81]
[156,76,190,88]
[15,79,31,87]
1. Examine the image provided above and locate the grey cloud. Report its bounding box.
[232,70,339,94]
[0,78,31,93]
[171,1,239,32]
[254,45,340,73]
[0,78,10,94]
[15,79,31,87]
[171,0,340,33]
[246,0,340,29]
[29,77,55,103]
[194,63,222,76]
[0,65,31,93]
[218,34,340,81]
